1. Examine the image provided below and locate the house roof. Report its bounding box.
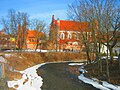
[27,30,42,38]
[26,30,42,44]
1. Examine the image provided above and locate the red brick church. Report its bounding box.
[49,15,93,51]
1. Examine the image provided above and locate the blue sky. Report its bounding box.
[0,0,74,29]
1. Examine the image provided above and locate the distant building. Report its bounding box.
[0,30,4,35]
[26,30,43,50]
[0,30,15,50]
[98,31,120,54]
[49,15,93,51]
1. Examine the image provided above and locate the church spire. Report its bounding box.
[52,15,55,22]
[51,15,56,25]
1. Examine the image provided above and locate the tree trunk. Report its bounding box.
[35,38,38,51]
[109,47,113,66]
[35,44,38,51]
[106,44,110,82]
[98,43,102,73]
[86,51,91,64]
[85,44,91,64]
[118,53,120,69]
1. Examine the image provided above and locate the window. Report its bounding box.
[29,39,32,42]
[29,38,35,42]
[75,33,78,39]
[60,33,65,39]
[68,33,72,39]
[32,39,35,42]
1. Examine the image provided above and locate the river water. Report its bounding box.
[37,62,99,90]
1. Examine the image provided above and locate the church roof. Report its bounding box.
[51,15,91,32]
[59,20,90,32]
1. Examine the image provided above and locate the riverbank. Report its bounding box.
[3,52,120,90]
[3,52,87,80]
[84,60,120,86]
[2,52,88,90]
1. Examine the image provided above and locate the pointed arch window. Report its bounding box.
[75,33,78,39]
[68,33,72,39]
[60,33,65,39]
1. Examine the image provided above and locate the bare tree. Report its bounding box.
[1,9,18,50]
[67,0,94,63]
[49,23,59,52]
[1,9,29,50]
[67,0,120,81]
[30,19,47,51]
[17,12,29,50]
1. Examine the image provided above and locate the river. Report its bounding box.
[37,62,99,90]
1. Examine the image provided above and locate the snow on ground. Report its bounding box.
[68,63,84,66]
[78,65,120,90]
[101,56,118,60]
[79,74,110,90]
[8,63,46,90]
[4,54,13,58]
[0,56,7,63]
[68,62,120,90]
[26,49,48,52]
[4,49,55,53]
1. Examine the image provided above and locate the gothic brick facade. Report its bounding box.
[50,15,93,51]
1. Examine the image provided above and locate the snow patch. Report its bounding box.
[8,63,45,90]
[4,49,50,53]
[4,54,13,58]
[0,56,7,63]
[68,63,84,66]
[78,66,120,90]
[101,56,118,60]
[79,74,110,90]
